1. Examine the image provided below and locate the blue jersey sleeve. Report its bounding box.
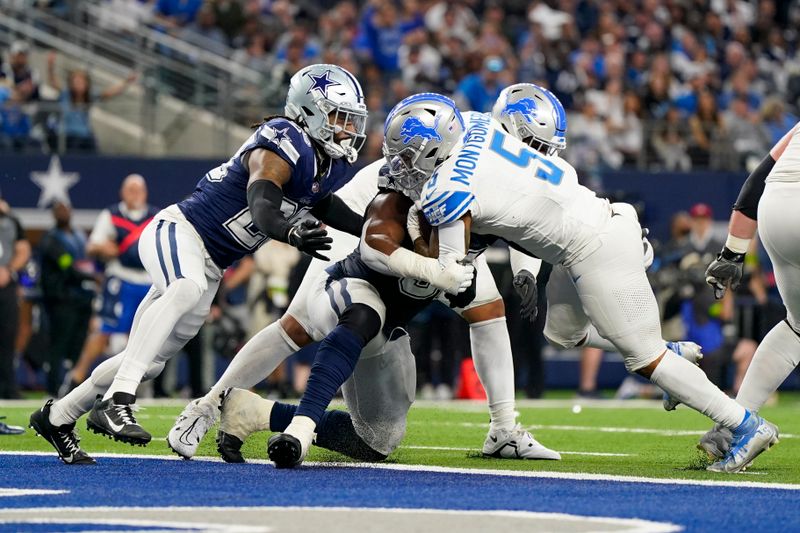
[420,170,475,226]
[251,118,315,176]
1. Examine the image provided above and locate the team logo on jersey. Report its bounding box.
[502,98,537,123]
[400,116,441,144]
[305,70,341,98]
[270,127,290,145]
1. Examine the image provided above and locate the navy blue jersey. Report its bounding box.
[108,203,160,270]
[325,190,441,335]
[178,117,353,269]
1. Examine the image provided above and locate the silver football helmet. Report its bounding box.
[382,93,465,198]
[285,64,368,164]
[492,83,567,155]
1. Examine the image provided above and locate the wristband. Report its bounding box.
[725,234,751,255]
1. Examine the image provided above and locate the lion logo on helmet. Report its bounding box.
[400,116,442,144]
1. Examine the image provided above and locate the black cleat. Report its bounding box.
[268,433,303,469]
[29,400,95,465]
[86,392,151,446]
[216,430,245,463]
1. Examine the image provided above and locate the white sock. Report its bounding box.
[284,415,316,460]
[204,321,300,407]
[470,317,516,432]
[582,325,617,352]
[104,280,202,400]
[650,350,746,429]
[49,353,125,426]
[737,320,800,411]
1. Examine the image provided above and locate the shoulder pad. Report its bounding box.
[420,169,474,226]
[256,118,313,167]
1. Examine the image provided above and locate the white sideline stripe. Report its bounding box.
[2,451,798,491]
[413,421,799,439]
[0,506,680,533]
[0,516,267,532]
[402,445,634,457]
[0,488,69,497]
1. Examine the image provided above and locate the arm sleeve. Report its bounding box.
[88,209,115,244]
[437,219,468,266]
[732,154,776,220]
[310,194,364,237]
[509,247,542,278]
[11,216,25,242]
[247,179,294,242]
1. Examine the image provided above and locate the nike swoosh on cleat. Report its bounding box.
[178,419,200,446]
[104,413,125,433]
[490,436,498,443]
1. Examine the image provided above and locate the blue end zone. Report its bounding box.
[1,455,797,532]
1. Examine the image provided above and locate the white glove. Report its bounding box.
[431,260,475,295]
[406,202,422,243]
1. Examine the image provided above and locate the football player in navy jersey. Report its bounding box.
[29,64,368,464]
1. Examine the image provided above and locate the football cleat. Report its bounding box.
[268,433,304,469]
[0,416,24,435]
[167,397,218,460]
[216,388,274,464]
[662,341,704,411]
[698,423,732,460]
[29,400,95,465]
[86,392,151,446]
[707,412,779,473]
[483,424,561,460]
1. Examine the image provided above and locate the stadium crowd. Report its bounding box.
[0,0,796,401]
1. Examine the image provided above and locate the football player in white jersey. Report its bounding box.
[413,83,778,474]
[168,94,560,463]
[698,121,800,462]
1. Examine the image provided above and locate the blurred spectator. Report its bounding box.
[567,99,622,171]
[761,97,798,146]
[0,195,31,399]
[688,90,725,168]
[39,202,96,395]
[358,0,424,75]
[454,56,509,113]
[608,90,643,166]
[424,0,477,45]
[1,41,40,103]
[46,52,138,153]
[724,96,770,170]
[60,175,158,395]
[213,0,246,44]
[154,0,203,28]
[651,105,692,171]
[180,3,230,56]
[398,28,442,93]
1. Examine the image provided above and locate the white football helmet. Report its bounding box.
[382,93,465,199]
[492,83,567,155]
[285,64,368,164]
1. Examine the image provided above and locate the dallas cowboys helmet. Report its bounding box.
[285,64,368,164]
[492,83,567,155]
[382,93,465,199]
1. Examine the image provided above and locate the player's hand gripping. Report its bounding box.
[705,247,745,299]
[288,220,333,261]
[432,259,475,296]
[513,269,538,322]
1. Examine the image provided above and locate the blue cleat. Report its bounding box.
[662,342,704,411]
[707,411,779,473]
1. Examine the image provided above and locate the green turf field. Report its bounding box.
[2,396,798,483]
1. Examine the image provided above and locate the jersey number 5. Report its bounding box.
[489,131,564,185]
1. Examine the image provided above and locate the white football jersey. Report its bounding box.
[767,122,800,183]
[421,113,611,266]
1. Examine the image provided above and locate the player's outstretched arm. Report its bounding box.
[360,193,474,295]
[509,248,543,323]
[246,149,332,260]
[310,194,364,237]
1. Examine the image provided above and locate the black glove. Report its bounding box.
[513,269,538,323]
[288,220,333,261]
[445,260,477,309]
[705,246,745,299]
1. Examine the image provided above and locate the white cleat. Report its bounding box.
[216,388,274,463]
[707,414,779,473]
[483,424,561,460]
[167,397,219,459]
[663,341,704,411]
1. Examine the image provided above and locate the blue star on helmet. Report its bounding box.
[502,97,537,124]
[305,70,341,98]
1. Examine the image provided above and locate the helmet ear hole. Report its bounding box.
[301,106,315,117]
[424,147,438,159]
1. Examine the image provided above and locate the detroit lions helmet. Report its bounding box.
[492,83,567,155]
[285,64,368,164]
[382,93,465,198]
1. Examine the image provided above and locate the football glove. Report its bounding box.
[513,269,538,323]
[705,246,745,299]
[288,220,333,261]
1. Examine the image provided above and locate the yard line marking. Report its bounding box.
[3,451,798,491]
[0,489,69,497]
[402,445,634,457]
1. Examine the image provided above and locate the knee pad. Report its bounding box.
[339,303,382,345]
[142,361,166,382]
[167,278,204,313]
